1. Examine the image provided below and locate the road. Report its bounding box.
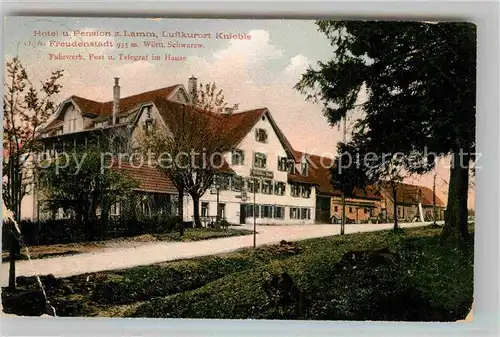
[0,222,435,287]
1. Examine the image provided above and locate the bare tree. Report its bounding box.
[3,56,64,288]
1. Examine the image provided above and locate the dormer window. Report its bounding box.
[255,128,267,143]
[68,118,77,132]
[146,106,153,119]
[143,118,156,133]
[287,160,296,174]
[301,160,308,176]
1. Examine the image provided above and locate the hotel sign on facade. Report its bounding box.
[250,169,274,179]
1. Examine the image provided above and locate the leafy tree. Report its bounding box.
[3,56,63,288]
[295,21,475,244]
[330,142,369,234]
[139,81,235,231]
[36,141,139,241]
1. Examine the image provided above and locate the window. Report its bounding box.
[277,157,288,171]
[231,175,244,191]
[262,205,273,218]
[145,105,153,119]
[248,178,260,193]
[349,207,353,213]
[201,202,209,217]
[274,206,285,219]
[274,182,285,196]
[291,184,300,197]
[262,180,273,194]
[254,204,260,218]
[334,206,339,212]
[217,175,230,190]
[254,152,267,169]
[218,204,226,218]
[287,160,296,174]
[68,118,77,132]
[300,185,311,198]
[232,149,244,165]
[301,160,308,176]
[110,202,121,216]
[56,127,63,136]
[290,207,299,219]
[364,208,369,214]
[143,119,156,133]
[301,208,311,220]
[246,204,260,218]
[255,128,268,143]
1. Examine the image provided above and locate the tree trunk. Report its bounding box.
[8,220,18,289]
[192,195,202,228]
[392,183,399,230]
[178,189,184,236]
[8,164,21,289]
[441,150,470,244]
[340,194,346,235]
[433,173,437,224]
[101,204,109,240]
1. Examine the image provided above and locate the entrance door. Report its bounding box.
[239,204,246,224]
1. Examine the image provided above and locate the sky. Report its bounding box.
[3,16,474,209]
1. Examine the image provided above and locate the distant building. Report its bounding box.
[293,152,383,224]
[378,182,446,222]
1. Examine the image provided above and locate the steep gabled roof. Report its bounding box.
[382,181,446,207]
[222,108,267,148]
[71,85,180,116]
[221,108,299,161]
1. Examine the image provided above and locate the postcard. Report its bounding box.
[2,16,474,322]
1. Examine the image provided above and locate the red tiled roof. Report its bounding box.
[383,182,445,207]
[112,161,178,194]
[222,108,267,148]
[293,151,382,200]
[71,85,179,116]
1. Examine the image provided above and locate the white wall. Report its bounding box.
[62,104,84,133]
[184,111,316,225]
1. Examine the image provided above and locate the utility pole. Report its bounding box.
[340,115,347,235]
[215,175,220,226]
[253,177,257,247]
[433,172,437,224]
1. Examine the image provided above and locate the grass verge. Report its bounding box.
[128,225,474,321]
[2,224,474,321]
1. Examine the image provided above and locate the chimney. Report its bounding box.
[113,77,120,125]
[188,75,197,101]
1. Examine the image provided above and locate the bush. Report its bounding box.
[2,215,181,250]
[2,219,84,249]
